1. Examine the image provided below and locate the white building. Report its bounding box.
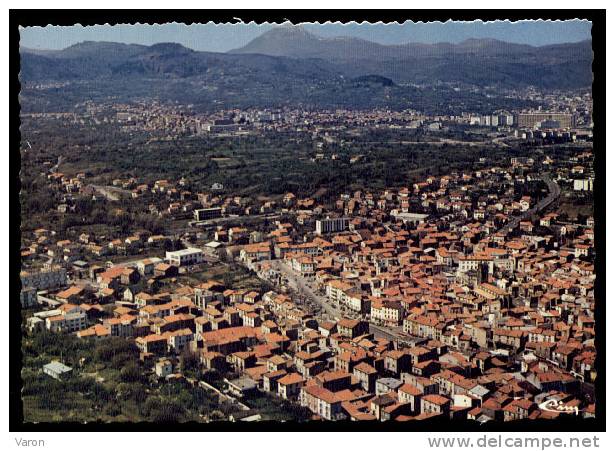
[371,300,404,325]
[574,179,594,192]
[20,267,68,291]
[167,329,194,352]
[315,217,349,235]
[391,211,429,226]
[458,256,494,274]
[46,311,88,333]
[155,359,173,378]
[43,361,72,380]
[136,257,162,276]
[166,248,203,266]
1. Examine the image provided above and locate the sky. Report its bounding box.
[19,20,592,52]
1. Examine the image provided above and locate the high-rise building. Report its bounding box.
[194,207,222,221]
[515,113,576,129]
[315,217,349,235]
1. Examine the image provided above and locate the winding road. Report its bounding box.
[495,174,560,236]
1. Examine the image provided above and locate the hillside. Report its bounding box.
[18,34,590,113]
[20,29,592,90]
[230,26,593,89]
[20,41,339,81]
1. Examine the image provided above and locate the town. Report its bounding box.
[20,103,595,422]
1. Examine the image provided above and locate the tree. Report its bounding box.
[94,337,139,364]
[120,362,144,383]
[178,348,199,375]
[149,399,185,423]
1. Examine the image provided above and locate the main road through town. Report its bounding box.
[495,174,561,235]
[267,259,339,319]
[264,260,409,341]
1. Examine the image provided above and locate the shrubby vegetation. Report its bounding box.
[21,331,312,423]
[21,333,225,423]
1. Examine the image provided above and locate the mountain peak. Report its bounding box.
[65,41,133,51]
[251,25,316,40]
[230,29,549,60]
[147,42,193,55]
[229,26,381,59]
[270,24,314,35]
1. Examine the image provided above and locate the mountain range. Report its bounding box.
[229,26,592,89]
[231,25,586,59]
[21,26,592,88]
[20,40,337,82]
[19,27,592,113]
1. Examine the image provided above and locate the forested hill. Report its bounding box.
[19,33,591,113]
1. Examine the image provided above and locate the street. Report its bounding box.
[267,259,340,319]
[89,184,132,201]
[495,174,560,235]
[261,259,411,342]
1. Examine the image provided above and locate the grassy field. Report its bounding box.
[179,262,267,292]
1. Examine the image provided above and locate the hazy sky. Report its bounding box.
[19,20,592,52]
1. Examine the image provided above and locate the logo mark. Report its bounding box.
[538,399,580,415]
